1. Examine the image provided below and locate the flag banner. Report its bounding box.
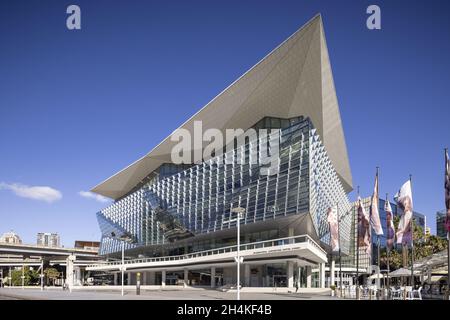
[395,180,413,246]
[385,200,395,250]
[370,173,383,235]
[327,206,339,252]
[445,150,450,232]
[357,197,371,255]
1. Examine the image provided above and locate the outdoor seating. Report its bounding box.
[412,286,422,300]
[369,285,377,299]
[391,287,402,300]
[360,285,369,299]
[348,285,356,299]
[405,286,413,300]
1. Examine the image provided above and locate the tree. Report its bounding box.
[380,216,448,271]
[8,267,40,286]
[44,267,61,286]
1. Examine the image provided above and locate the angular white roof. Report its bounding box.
[92,14,353,200]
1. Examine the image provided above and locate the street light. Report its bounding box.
[21,264,25,289]
[110,232,134,297]
[223,206,245,300]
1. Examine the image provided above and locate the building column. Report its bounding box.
[114,273,118,285]
[127,272,132,285]
[66,255,75,289]
[143,272,147,285]
[244,264,251,287]
[184,269,189,288]
[75,267,82,286]
[287,261,294,288]
[320,263,325,288]
[149,271,155,285]
[161,270,166,287]
[306,266,312,288]
[427,268,432,284]
[211,267,216,288]
[288,227,295,243]
[330,259,335,287]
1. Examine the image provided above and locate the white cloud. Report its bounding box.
[0,182,62,203]
[79,191,110,203]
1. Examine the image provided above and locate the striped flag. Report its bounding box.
[385,200,395,250]
[370,171,383,235]
[327,206,340,252]
[357,197,371,256]
[395,180,413,245]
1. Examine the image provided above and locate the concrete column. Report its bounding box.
[114,273,118,285]
[148,271,155,285]
[184,269,188,287]
[143,272,147,285]
[244,264,250,287]
[127,272,132,285]
[287,261,294,288]
[75,267,82,286]
[330,260,335,287]
[320,263,325,288]
[211,267,216,288]
[427,268,432,284]
[288,227,294,243]
[306,266,312,288]
[66,255,75,289]
[161,270,166,287]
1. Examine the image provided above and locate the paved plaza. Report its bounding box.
[0,287,338,300]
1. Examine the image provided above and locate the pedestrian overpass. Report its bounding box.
[0,243,100,288]
[86,235,328,289]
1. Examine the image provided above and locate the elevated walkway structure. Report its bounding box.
[0,243,101,288]
[87,235,326,272]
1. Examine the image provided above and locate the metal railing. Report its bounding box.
[87,234,325,269]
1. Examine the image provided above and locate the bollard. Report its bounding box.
[136,272,141,295]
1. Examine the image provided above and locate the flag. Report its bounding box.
[357,197,371,256]
[385,200,395,250]
[370,172,383,235]
[445,150,450,232]
[327,206,339,252]
[394,180,413,246]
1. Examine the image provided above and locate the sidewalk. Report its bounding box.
[0,287,338,300]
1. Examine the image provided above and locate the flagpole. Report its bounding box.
[409,174,415,288]
[337,201,343,296]
[386,193,390,291]
[356,186,360,300]
[445,148,450,299]
[376,167,381,298]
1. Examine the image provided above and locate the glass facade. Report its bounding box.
[344,197,427,270]
[97,116,352,257]
[436,210,447,239]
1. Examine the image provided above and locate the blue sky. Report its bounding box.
[1,0,449,246]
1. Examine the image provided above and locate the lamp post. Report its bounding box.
[223,206,245,300]
[121,240,125,297]
[111,233,134,297]
[40,260,44,291]
[21,264,25,289]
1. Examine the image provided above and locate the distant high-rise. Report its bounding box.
[436,210,447,238]
[0,231,22,244]
[74,240,100,252]
[37,232,61,247]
